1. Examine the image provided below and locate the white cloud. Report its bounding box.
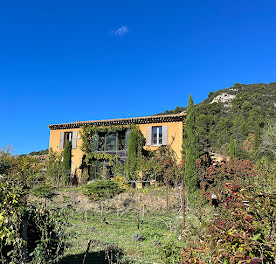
[114,26,129,36]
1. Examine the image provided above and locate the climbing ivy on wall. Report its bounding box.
[81,125,126,163]
[81,124,145,179]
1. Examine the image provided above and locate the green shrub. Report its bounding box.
[24,206,67,263]
[31,184,56,199]
[161,242,182,264]
[83,180,123,200]
[0,178,67,263]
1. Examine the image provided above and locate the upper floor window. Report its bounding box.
[60,131,78,149]
[152,126,162,145]
[64,132,72,146]
[93,129,130,152]
[146,125,168,146]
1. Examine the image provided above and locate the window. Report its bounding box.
[97,132,105,151]
[88,160,104,180]
[106,133,117,151]
[118,130,127,150]
[152,126,162,145]
[93,129,130,152]
[64,132,72,146]
[60,131,78,149]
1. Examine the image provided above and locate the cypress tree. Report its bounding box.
[254,126,260,152]
[127,129,138,180]
[229,136,236,158]
[183,95,199,194]
[63,140,72,184]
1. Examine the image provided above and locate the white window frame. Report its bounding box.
[152,126,162,146]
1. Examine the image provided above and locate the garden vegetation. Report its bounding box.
[0,82,275,263]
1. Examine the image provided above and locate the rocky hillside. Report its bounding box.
[159,82,276,158]
[159,82,276,117]
[202,82,276,118]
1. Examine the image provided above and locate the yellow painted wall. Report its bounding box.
[138,121,183,160]
[49,120,183,178]
[49,128,84,177]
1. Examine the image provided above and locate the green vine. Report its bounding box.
[81,124,146,180]
[84,152,119,166]
[81,124,131,165]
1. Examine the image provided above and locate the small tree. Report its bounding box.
[46,149,63,186]
[63,141,72,184]
[0,147,14,175]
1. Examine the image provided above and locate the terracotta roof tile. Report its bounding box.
[48,113,186,130]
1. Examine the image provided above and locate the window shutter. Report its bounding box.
[60,132,65,149]
[146,126,152,146]
[72,131,78,149]
[162,125,168,145]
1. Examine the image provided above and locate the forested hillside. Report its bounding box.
[159,82,276,158]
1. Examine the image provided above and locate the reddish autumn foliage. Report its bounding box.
[205,182,275,263]
[180,159,276,264]
[196,158,258,206]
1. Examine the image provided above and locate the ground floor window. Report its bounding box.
[88,160,104,181]
[87,159,125,181]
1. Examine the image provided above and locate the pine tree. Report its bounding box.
[183,95,199,194]
[63,140,72,184]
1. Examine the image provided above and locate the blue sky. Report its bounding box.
[1,0,276,154]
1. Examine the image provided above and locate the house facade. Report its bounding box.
[48,113,185,180]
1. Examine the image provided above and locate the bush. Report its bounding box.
[0,178,67,263]
[142,145,182,186]
[83,180,124,200]
[0,178,24,263]
[204,182,276,264]
[197,158,257,205]
[180,159,276,264]
[23,206,67,263]
[161,242,182,264]
[30,184,56,199]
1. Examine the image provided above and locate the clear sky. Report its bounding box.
[1,0,276,154]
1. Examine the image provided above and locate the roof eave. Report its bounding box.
[48,113,186,130]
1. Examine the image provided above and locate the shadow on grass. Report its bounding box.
[59,251,109,264]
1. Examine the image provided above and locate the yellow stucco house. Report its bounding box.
[48,113,185,181]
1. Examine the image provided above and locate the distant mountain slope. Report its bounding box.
[159,82,276,117]
[159,82,276,158]
[202,82,276,117]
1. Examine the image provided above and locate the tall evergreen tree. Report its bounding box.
[183,95,199,194]
[254,126,260,152]
[63,140,72,184]
[127,129,138,180]
[229,136,236,158]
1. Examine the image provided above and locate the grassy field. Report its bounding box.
[29,186,211,264]
[60,211,183,263]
